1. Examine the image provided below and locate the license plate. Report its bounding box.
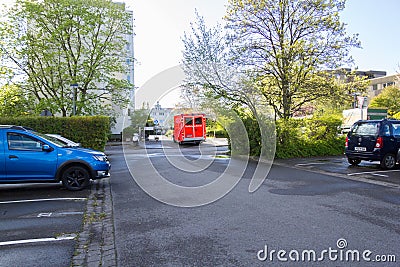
[354,147,366,152]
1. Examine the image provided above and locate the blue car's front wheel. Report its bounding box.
[61,166,90,191]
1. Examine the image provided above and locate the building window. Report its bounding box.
[372,84,377,90]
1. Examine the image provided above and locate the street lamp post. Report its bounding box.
[70,83,78,116]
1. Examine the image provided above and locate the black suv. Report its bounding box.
[345,119,400,169]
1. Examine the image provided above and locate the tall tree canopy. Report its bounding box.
[182,0,367,120]
[369,85,400,117]
[0,0,133,116]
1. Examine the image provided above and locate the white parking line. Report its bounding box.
[37,213,52,218]
[372,173,389,178]
[0,234,76,246]
[37,211,84,218]
[296,163,326,166]
[348,170,400,176]
[0,198,87,205]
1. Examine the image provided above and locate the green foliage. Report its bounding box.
[236,111,262,156]
[165,129,173,137]
[122,126,135,139]
[393,112,400,120]
[0,84,34,116]
[206,119,228,138]
[239,0,365,119]
[369,86,400,117]
[129,108,150,132]
[232,111,344,158]
[0,116,110,151]
[182,1,367,125]
[0,0,132,117]
[275,116,345,159]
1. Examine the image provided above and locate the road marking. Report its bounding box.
[0,198,87,205]
[347,170,400,176]
[273,161,400,189]
[296,163,326,166]
[37,213,52,218]
[37,211,84,218]
[372,173,389,178]
[0,234,76,246]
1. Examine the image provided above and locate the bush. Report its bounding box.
[231,110,344,158]
[0,116,110,151]
[275,115,344,158]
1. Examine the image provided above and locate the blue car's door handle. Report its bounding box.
[9,155,18,159]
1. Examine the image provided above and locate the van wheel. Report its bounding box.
[380,154,396,169]
[61,166,90,191]
[348,158,361,166]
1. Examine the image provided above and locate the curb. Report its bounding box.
[71,178,116,266]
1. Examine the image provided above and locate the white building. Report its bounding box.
[111,3,135,135]
[367,74,399,99]
[150,101,173,127]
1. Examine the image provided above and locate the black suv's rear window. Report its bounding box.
[350,122,380,136]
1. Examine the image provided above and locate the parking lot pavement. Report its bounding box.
[274,155,400,189]
[0,183,89,267]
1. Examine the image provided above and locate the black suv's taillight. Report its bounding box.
[375,137,383,148]
[345,136,348,148]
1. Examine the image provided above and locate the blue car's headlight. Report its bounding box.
[93,155,108,162]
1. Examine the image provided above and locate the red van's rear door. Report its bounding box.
[194,116,204,138]
[184,116,194,138]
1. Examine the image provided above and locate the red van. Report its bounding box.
[173,114,206,145]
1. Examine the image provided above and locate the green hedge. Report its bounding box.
[232,111,345,158]
[275,115,345,158]
[0,116,110,151]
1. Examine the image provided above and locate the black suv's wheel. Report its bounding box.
[348,158,361,166]
[380,154,396,170]
[61,166,90,191]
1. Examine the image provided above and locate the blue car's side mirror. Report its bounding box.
[42,144,52,152]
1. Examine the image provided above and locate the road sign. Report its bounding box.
[154,120,159,125]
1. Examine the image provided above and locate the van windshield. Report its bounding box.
[350,122,380,136]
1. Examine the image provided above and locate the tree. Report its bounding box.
[225,0,364,119]
[0,84,33,116]
[369,85,400,117]
[182,0,367,120]
[0,0,133,117]
[130,107,150,133]
[182,11,265,119]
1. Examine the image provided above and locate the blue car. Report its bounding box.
[0,125,110,190]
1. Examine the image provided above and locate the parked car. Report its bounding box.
[46,134,81,147]
[345,119,400,169]
[0,125,110,190]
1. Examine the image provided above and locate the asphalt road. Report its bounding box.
[109,142,400,267]
[0,183,89,267]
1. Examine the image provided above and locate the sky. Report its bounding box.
[2,0,399,107]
